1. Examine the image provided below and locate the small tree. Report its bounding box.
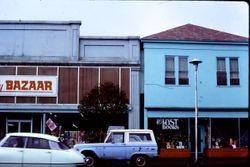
[78,82,129,129]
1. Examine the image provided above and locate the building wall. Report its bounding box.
[0,21,141,138]
[0,66,130,104]
[0,21,81,62]
[80,37,140,64]
[143,42,248,109]
[142,40,248,152]
[79,37,141,128]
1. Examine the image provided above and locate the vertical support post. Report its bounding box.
[194,65,198,163]
[42,113,46,134]
[189,58,202,163]
[208,118,212,149]
[238,118,241,147]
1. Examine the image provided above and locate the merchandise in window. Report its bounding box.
[149,118,188,149]
[211,119,248,149]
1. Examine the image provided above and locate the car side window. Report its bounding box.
[49,141,70,150]
[129,133,152,142]
[2,136,25,148]
[106,133,124,143]
[27,137,50,149]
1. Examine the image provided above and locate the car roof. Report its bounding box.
[6,132,59,142]
[109,129,153,133]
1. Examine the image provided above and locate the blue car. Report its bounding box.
[74,129,158,167]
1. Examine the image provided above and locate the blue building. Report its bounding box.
[141,24,248,154]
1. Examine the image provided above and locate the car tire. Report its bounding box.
[132,155,147,167]
[83,152,97,167]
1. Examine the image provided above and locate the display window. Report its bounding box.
[149,118,189,149]
[211,118,248,149]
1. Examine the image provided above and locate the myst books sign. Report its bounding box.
[156,118,179,130]
[0,75,58,97]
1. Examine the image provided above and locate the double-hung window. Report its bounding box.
[216,57,240,86]
[165,56,188,85]
[165,56,175,84]
[229,58,240,85]
[179,57,189,85]
[217,57,227,85]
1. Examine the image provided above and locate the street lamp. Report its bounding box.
[189,58,202,163]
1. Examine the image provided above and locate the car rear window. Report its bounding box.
[129,133,152,142]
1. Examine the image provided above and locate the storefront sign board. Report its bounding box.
[0,75,58,97]
[156,118,179,130]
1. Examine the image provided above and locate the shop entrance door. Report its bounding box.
[6,119,32,133]
[190,125,205,154]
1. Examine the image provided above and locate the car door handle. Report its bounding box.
[17,150,23,152]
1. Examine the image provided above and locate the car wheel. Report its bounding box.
[133,155,147,167]
[83,153,97,167]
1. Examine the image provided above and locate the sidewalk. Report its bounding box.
[149,157,249,167]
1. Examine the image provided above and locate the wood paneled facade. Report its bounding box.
[0,66,130,104]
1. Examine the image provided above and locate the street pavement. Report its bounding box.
[97,157,249,167]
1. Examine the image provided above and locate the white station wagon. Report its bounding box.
[0,132,86,167]
[74,129,158,167]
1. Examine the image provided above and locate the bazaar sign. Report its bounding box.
[156,118,179,130]
[0,75,58,97]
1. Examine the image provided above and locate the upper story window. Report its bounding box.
[229,58,240,85]
[165,56,188,85]
[216,57,240,86]
[217,57,227,85]
[165,56,175,84]
[179,57,189,85]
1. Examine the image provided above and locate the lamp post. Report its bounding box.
[189,58,202,163]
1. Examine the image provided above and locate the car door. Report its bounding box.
[22,137,51,167]
[103,132,126,160]
[0,136,25,167]
[0,147,23,167]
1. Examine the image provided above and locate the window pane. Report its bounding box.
[230,58,240,85]
[179,57,188,85]
[2,136,25,148]
[129,133,152,142]
[217,58,226,71]
[217,58,227,85]
[112,133,124,143]
[27,137,50,149]
[211,119,238,148]
[217,72,227,85]
[165,56,175,84]
[239,119,248,148]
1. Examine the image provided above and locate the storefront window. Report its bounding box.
[211,118,248,149]
[149,118,189,149]
[238,119,248,148]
